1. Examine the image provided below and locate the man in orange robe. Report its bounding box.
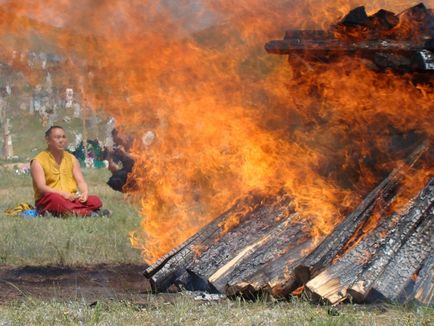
[31,126,104,216]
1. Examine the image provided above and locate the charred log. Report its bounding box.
[365,206,433,304]
[370,9,399,30]
[339,6,372,27]
[305,177,434,305]
[265,39,425,55]
[348,179,434,302]
[266,4,434,72]
[184,194,294,292]
[148,193,290,292]
[224,224,313,298]
[207,217,310,296]
[294,142,429,285]
[144,193,263,278]
[410,252,434,306]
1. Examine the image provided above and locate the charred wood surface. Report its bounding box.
[144,194,262,278]
[304,212,401,304]
[209,218,311,295]
[410,252,434,306]
[366,206,433,304]
[305,177,434,305]
[224,226,313,298]
[265,39,426,56]
[266,4,434,71]
[348,178,434,302]
[149,193,295,292]
[147,194,265,291]
[295,142,429,285]
[185,194,294,292]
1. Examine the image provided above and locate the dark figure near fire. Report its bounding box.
[30,126,107,217]
[104,128,135,192]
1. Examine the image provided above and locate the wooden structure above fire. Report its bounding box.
[265,4,434,72]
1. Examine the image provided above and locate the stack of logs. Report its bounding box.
[265,3,434,72]
[144,141,433,305]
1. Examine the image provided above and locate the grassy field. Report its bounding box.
[0,166,433,325]
[0,168,143,266]
[0,296,432,326]
[0,295,434,326]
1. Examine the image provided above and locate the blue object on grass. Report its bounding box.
[21,209,38,218]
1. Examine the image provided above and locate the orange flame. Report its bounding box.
[0,0,432,264]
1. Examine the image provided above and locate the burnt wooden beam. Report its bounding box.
[265,39,426,56]
[208,217,310,296]
[305,177,434,305]
[148,193,285,292]
[410,252,434,306]
[348,178,434,302]
[294,142,429,285]
[184,194,294,292]
[144,193,264,278]
[265,38,434,71]
[224,223,313,298]
[236,143,427,299]
[365,206,433,304]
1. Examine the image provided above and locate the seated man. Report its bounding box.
[31,126,105,217]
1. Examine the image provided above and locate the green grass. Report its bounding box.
[0,296,432,326]
[1,165,433,325]
[0,168,143,266]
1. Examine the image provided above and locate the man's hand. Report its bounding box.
[78,192,88,203]
[62,192,76,201]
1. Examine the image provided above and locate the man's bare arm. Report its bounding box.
[30,160,75,200]
[72,157,89,203]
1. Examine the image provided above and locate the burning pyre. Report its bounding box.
[0,0,432,304]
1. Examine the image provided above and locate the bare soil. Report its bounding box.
[0,264,152,304]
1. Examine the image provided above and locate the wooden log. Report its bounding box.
[365,206,433,304]
[185,193,294,292]
[304,212,401,304]
[348,178,434,302]
[144,193,263,278]
[265,39,425,56]
[201,216,309,295]
[266,38,434,72]
[149,193,289,292]
[294,142,429,284]
[305,178,434,305]
[224,223,313,298]
[339,6,371,27]
[227,143,429,298]
[283,30,334,40]
[410,252,434,306]
[370,9,399,30]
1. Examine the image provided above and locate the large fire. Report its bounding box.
[0,0,432,263]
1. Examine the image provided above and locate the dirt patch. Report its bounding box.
[0,264,151,303]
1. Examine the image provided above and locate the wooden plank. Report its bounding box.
[144,193,264,278]
[208,216,309,295]
[365,206,433,304]
[265,39,425,55]
[304,212,401,304]
[224,226,313,298]
[185,194,294,292]
[305,178,434,305]
[348,178,434,302]
[411,252,434,306]
[149,193,289,292]
[294,142,429,285]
